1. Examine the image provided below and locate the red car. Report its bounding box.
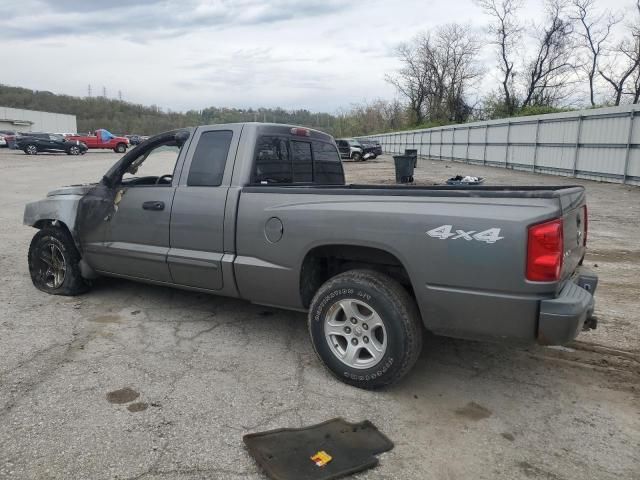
[68,129,129,153]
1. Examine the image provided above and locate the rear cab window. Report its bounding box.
[252,134,343,185]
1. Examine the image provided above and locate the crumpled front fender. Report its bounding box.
[23,195,84,247]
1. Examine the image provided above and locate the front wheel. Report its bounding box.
[28,226,90,296]
[68,145,81,155]
[308,269,423,389]
[352,152,362,162]
[114,143,126,153]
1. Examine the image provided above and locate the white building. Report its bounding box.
[0,106,77,134]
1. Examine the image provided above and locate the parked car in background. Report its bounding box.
[125,134,150,145]
[125,135,141,145]
[363,139,382,156]
[0,130,21,149]
[336,138,366,161]
[358,139,381,158]
[17,133,88,155]
[67,129,129,153]
[0,134,6,148]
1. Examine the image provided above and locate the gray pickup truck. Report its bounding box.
[24,123,598,389]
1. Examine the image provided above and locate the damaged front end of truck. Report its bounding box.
[23,129,192,280]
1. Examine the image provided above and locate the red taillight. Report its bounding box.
[582,205,588,246]
[290,127,310,137]
[526,218,564,282]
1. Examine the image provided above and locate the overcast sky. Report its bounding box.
[0,0,635,113]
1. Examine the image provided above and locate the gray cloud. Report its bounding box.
[0,0,349,40]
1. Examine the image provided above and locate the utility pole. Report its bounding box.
[118,90,122,101]
[102,86,107,98]
[87,84,92,97]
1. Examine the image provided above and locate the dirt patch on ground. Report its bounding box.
[454,401,492,421]
[106,388,140,404]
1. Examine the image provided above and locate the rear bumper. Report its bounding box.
[537,268,598,345]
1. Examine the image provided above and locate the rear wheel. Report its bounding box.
[28,226,90,296]
[308,269,423,389]
[24,144,37,155]
[114,143,126,153]
[68,145,81,155]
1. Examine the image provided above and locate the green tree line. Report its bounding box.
[0,84,386,138]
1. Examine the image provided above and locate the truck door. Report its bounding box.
[81,138,188,282]
[168,125,242,291]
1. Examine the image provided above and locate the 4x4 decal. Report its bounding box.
[426,225,504,244]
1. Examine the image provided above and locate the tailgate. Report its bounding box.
[559,187,587,280]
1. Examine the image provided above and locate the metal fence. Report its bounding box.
[360,104,640,186]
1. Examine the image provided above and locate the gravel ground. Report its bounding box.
[0,148,638,480]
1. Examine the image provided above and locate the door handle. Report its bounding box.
[142,201,165,211]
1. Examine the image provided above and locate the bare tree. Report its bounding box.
[386,39,430,124]
[630,64,640,103]
[476,0,522,115]
[388,25,481,125]
[521,0,577,108]
[430,24,483,122]
[571,0,619,106]
[623,1,640,104]
[599,1,640,105]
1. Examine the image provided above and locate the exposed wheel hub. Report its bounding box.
[37,242,66,289]
[324,298,387,370]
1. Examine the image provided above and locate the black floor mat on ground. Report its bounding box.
[243,418,393,480]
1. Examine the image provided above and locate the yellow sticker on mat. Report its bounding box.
[311,450,332,467]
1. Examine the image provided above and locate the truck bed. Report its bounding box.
[235,183,587,343]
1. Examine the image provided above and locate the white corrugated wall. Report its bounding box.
[359,104,640,186]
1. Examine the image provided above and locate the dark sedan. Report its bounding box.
[17,133,88,155]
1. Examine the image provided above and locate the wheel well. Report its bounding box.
[33,219,72,237]
[299,244,413,308]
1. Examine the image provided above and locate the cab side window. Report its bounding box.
[187,130,233,186]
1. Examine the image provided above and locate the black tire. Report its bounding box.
[24,144,38,155]
[352,152,362,162]
[68,145,81,155]
[114,143,126,153]
[28,226,90,296]
[308,269,423,389]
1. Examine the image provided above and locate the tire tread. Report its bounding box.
[308,269,423,389]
